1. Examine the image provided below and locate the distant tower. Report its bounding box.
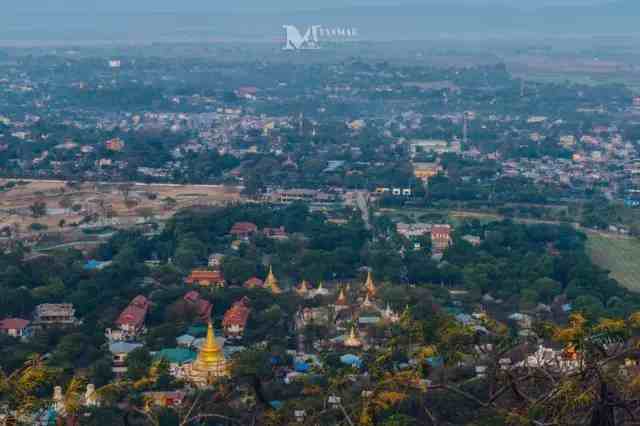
[463,112,469,145]
[520,79,525,98]
[298,113,304,136]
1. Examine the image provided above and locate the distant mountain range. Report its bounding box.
[0,0,638,43]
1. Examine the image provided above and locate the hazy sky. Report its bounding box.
[0,0,633,44]
[5,0,612,13]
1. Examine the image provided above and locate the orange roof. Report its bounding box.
[244,277,264,288]
[116,295,150,328]
[222,298,251,327]
[185,270,224,284]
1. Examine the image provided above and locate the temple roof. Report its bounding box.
[222,298,251,327]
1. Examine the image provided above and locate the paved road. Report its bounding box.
[355,191,372,230]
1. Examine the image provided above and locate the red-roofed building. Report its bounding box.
[185,269,225,288]
[229,222,258,240]
[184,291,212,322]
[222,298,251,339]
[243,277,264,289]
[263,226,288,240]
[114,295,150,340]
[105,137,125,152]
[236,86,258,99]
[0,318,30,338]
[431,224,452,254]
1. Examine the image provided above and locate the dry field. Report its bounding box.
[0,179,243,236]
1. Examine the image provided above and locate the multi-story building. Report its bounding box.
[431,225,452,254]
[108,295,150,341]
[33,304,78,327]
[229,222,258,240]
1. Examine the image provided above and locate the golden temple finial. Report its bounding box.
[344,325,362,348]
[362,292,374,308]
[337,287,347,303]
[364,270,376,297]
[265,265,283,294]
[296,279,310,296]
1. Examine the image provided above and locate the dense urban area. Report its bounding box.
[2,42,640,426]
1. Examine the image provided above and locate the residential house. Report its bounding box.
[109,341,144,375]
[0,318,30,338]
[263,226,287,240]
[109,295,150,341]
[431,225,452,253]
[229,222,258,240]
[105,137,125,152]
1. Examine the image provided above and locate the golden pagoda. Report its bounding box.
[361,293,374,309]
[187,321,228,387]
[314,281,329,296]
[363,270,377,297]
[265,265,283,294]
[335,287,349,310]
[337,287,348,304]
[343,325,362,348]
[296,280,310,296]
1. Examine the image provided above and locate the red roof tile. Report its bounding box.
[222,298,251,328]
[229,222,258,236]
[183,291,212,322]
[0,318,30,330]
[243,277,264,289]
[115,295,150,329]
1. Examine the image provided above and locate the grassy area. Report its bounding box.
[586,233,640,293]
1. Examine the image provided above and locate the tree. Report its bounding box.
[136,207,155,222]
[222,256,257,285]
[118,183,133,202]
[29,200,47,218]
[89,357,115,388]
[126,347,152,381]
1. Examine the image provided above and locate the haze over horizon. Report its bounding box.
[1,0,638,45]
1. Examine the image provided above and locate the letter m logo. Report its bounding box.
[283,25,320,50]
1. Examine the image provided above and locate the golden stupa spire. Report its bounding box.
[296,279,310,295]
[362,292,373,308]
[188,319,229,385]
[195,321,225,367]
[336,287,348,305]
[265,265,283,294]
[344,325,362,347]
[364,270,376,297]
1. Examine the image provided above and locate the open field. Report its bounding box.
[586,233,640,293]
[0,179,243,236]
